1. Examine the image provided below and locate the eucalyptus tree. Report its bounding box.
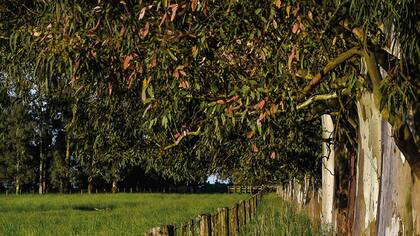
[1,0,419,233]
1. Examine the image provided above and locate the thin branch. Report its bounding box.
[164,127,201,150]
[303,47,362,94]
[297,93,338,110]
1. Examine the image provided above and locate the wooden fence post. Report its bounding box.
[211,213,218,236]
[217,207,229,236]
[189,219,195,236]
[145,225,175,236]
[247,199,252,221]
[242,200,247,226]
[232,203,239,235]
[179,223,185,236]
[199,214,211,236]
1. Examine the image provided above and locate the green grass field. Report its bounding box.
[0,193,247,236]
[240,193,323,236]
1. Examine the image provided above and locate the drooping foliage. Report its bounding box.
[0,0,418,190]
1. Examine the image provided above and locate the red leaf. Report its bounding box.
[226,106,233,116]
[191,0,197,11]
[169,4,178,22]
[179,80,190,89]
[252,144,259,153]
[216,100,226,105]
[256,100,265,110]
[139,22,150,39]
[123,54,133,70]
[246,130,254,139]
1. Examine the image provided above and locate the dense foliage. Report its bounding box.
[0,0,418,192]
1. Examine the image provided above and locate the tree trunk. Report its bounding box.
[87,176,93,194]
[112,181,117,193]
[352,91,420,235]
[15,161,20,195]
[64,138,71,193]
[353,91,382,236]
[321,114,335,231]
[15,176,20,195]
[38,158,44,194]
[377,122,420,235]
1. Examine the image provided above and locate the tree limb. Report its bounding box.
[303,47,362,94]
[297,93,338,110]
[164,127,201,150]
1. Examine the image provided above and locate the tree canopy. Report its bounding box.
[0,0,419,191]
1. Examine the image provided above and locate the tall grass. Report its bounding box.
[0,193,247,235]
[240,193,323,236]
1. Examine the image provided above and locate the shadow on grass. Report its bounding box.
[72,205,114,211]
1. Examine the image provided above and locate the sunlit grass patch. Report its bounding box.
[241,193,323,236]
[0,193,247,235]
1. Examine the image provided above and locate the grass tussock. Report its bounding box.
[240,194,324,236]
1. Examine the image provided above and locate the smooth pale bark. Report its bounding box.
[15,176,20,195]
[353,91,382,235]
[15,161,20,195]
[88,176,93,194]
[38,158,44,194]
[321,114,335,230]
[112,181,117,193]
[377,122,420,235]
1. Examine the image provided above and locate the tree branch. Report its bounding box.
[297,93,338,110]
[164,127,201,150]
[303,47,362,94]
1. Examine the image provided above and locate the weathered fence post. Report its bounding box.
[247,199,252,221]
[189,219,195,236]
[232,203,239,235]
[241,200,247,226]
[145,225,175,236]
[210,214,216,236]
[179,223,185,236]
[199,214,211,236]
[217,207,229,236]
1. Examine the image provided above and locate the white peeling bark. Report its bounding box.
[353,91,382,235]
[321,114,335,230]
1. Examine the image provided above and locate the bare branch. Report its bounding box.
[297,93,338,110]
[303,47,362,94]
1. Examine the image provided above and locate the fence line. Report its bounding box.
[145,188,266,236]
[227,185,277,194]
[2,186,226,195]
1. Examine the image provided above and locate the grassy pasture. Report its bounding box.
[0,193,247,236]
[241,193,323,236]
